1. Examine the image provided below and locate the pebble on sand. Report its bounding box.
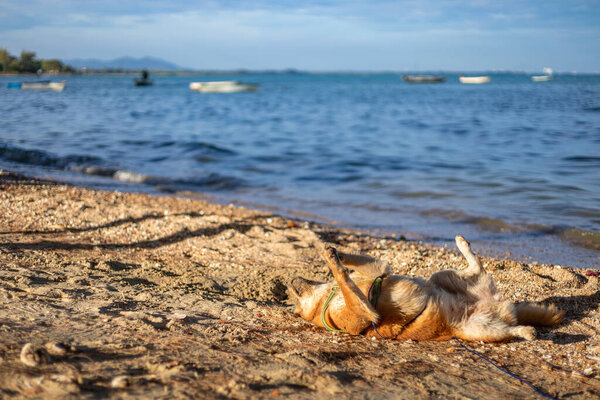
[111,375,132,389]
[20,343,50,367]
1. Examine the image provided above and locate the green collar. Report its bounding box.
[320,275,384,333]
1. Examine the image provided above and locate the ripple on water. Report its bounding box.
[558,228,600,251]
[0,143,104,169]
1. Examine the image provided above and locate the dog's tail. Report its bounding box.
[515,303,564,326]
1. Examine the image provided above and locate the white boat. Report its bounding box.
[531,75,551,82]
[459,76,490,84]
[189,81,258,93]
[21,80,66,91]
[531,67,553,82]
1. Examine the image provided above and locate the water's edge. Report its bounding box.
[5,167,598,269]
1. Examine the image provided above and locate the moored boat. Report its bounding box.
[20,80,66,91]
[531,67,553,82]
[402,75,445,83]
[134,78,153,86]
[189,81,258,93]
[459,76,490,84]
[531,75,551,82]
[134,70,153,86]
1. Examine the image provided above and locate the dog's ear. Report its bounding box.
[289,276,324,319]
[288,276,320,298]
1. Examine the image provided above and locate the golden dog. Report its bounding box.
[289,236,563,341]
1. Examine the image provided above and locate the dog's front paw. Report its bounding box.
[323,246,339,261]
[322,246,349,276]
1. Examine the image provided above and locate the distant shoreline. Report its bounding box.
[3,70,599,77]
[0,70,309,77]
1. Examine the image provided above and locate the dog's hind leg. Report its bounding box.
[428,270,468,294]
[322,247,379,333]
[457,323,536,342]
[428,237,496,297]
[456,235,501,299]
[336,251,392,277]
[456,302,536,342]
[455,235,484,278]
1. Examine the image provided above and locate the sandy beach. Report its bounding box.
[0,169,599,399]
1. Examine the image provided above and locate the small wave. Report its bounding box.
[513,126,535,133]
[181,141,236,155]
[194,156,219,163]
[114,170,245,191]
[0,143,104,169]
[425,162,466,170]
[130,110,167,118]
[295,173,365,183]
[119,139,153,146]
[548,184,584,192]
[112,139,234,155]
[180,173,245,190]
[80,166,245,191]
[452,129,469,135]
[421,208,600,251]
[562,156,600,164]
[30,102,67,113]
[73,166,158,183]
[464,217,515,233]
[422,209,470,221]
[253,155,289,163]
[71,165,117,176]
[113,170,153,184]
[399,119,429,129]
[558,228,600,251]
[422,209,560,235]
[157,141,176,148]
[0,142,245,192]
[391,190,453,199]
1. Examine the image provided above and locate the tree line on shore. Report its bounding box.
[0,49,74,74]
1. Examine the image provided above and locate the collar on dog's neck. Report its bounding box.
[321,274,427,338]
[320,275,386,334]
[321,287,346,333]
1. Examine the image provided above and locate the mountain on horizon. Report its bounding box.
[64,56,183,70]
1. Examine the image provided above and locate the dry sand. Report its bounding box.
[0,170,599,399]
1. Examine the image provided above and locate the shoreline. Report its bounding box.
[10,161,599,268]
[1,170,600,398]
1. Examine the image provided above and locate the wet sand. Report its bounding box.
[0,170,599,399]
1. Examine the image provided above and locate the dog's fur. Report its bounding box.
[289,236,563,342]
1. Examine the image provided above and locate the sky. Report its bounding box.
[0,0,599,72]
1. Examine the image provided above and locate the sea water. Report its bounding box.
[1,73,599,266]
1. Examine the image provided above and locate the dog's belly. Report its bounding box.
[365,302,455,341]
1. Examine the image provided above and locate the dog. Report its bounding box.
[289,236,563,342]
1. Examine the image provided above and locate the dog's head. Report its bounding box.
[288,276,327,320]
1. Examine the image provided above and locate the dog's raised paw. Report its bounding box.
[455,235,471,251]
[324,246,338,260]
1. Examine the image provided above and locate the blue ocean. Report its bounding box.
[1,73,599,267]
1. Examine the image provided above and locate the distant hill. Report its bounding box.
[64,56,183,71]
